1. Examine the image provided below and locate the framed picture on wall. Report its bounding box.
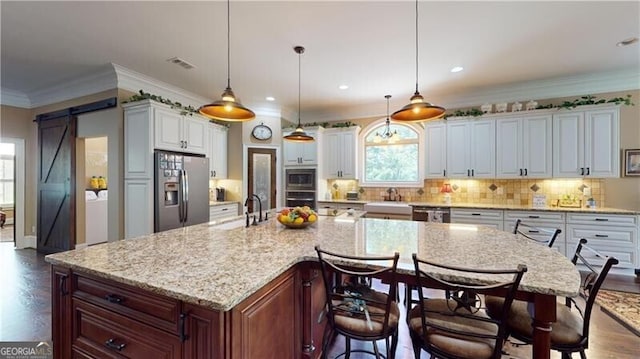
[624,149,640,176]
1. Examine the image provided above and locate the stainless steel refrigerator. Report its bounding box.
[155,150,210,232]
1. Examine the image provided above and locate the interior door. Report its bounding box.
[37,115,76,253]
[247,148,277,213]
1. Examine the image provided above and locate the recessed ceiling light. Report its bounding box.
[338,85,349,90]
[617,37,639,47]
[450,66,464,73]
[265,96,275,101]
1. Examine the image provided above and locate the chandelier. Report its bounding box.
[373,95,399,144]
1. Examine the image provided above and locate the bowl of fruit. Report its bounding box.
[277,206,318,229]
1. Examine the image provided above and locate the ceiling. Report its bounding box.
[1,1,639,123]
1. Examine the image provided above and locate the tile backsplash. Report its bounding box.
[325,178,605,208]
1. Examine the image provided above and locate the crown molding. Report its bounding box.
[437,68,640,110]
[0,88,32,108]
[113,63,212,110]
[28,65,118,108]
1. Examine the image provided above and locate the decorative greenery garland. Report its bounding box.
[123,90,229,127]
[443,94,634,119]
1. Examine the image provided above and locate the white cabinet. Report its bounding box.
[496,115,552,178]
[450,208,504,230]
[208,123,228,179]
[154,107,208,155]
[322,127,360,179]
[553,107,619,178]
[504,210,566,255]
[209,202,239,221]
[446,119,495,178]
[424,121,447,178]
[565,213,637,269]
[282,128,319,166]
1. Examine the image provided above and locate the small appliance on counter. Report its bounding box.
[346,191,359,200]
[216,187,226,202]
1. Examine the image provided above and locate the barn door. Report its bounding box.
[37,115,76,254]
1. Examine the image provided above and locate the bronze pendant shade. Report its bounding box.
[199,0,255,122]
[284,46,314,142]
[391,0,445,122]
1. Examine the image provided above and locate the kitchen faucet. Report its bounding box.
[387,187,399,201]
[244,194,263,222]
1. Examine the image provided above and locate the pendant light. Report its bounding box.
[198,0,255,122]
[373,95,399,144]
[284,46,314,142]
[391,0,445,122]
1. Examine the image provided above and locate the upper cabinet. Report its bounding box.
[154,107,208,155]
[446,119,495,178]
[424,121,447,178]
[553,107,620,178]
[496,115,552,178]
[322,127,360,179]
[208,123,228,179]
[282,128,319,166]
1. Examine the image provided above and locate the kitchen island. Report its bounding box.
[46,215,579,359]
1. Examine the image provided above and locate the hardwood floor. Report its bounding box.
[0,242,638,358]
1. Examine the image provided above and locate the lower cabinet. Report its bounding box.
[451,208,504,230]
[504,210,566,255]
[565,213,638,269]
[209,202,239,222]
[52,264,326,359]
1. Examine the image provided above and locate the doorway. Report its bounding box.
[247,148,277,213]
[0,138,26,248]
[79,137,108,247]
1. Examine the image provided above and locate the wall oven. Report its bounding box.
[285,168,316,209]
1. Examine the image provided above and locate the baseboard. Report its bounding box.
[19,235,36,249]
[75,243,89,250]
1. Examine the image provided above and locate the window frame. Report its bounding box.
[358,119,424,188]
[0,153,14,206]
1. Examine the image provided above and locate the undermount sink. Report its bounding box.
[363,202,412,215]
[209,219,246,230]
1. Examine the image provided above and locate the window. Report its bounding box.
[361,121,422,186]
[0,143,15,205]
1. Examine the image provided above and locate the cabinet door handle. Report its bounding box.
[471,169,474,177]
[105,294,124,304]
[467,169,471,177]
[184,141,187,148]
[580,167,585,175]
[179,313,189,342]
[595,234,609,238]
[443,169,446,177]
[524,168,527,176]
[594,218,609,222]
[104,338,127,351]
[527,230,540,234]
[59,274,68,296]
[221,208,228,211]
[213,170,216,177]
[586,167,590,175]
[528,215,540,219]
[519,169,523,176]
[471,213,481,216]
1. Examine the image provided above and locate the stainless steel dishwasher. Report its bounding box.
[411,206,451,222]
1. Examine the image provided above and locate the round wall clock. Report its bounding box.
[251,123,272,140]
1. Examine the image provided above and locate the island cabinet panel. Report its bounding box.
[299,262,327,359]
[182,303,225,359]
[52,266,72,359]
[230,266,301,359]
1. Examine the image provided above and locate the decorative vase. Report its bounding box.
[511,102,523,112]
[495,103,508,113]
[480,103,493,114]
[526,100,538,111]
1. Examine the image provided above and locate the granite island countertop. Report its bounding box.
[45,217,580,312]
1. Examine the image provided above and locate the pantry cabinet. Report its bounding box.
[424,121,447,178]
[553,107,619,178]
[283,128,319,166]
[323,127,360,179]
[208,123,228,179]
[446,119,495,178]
[496,115,552,178]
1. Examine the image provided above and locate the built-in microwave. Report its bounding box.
[285,168,316,190]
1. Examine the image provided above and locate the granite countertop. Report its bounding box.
[318,199,639,214]
[45,217,580,312]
